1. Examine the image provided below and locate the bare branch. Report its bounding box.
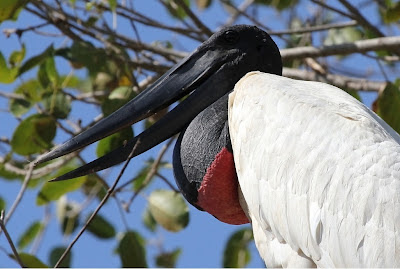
[156,172,179,192]
[310,0,354,18]
[0,211,25,268]
[0,91,25,100]
[337,0,385,38]
[2,163,35,227]
[219,0,271,33]
[223,0,254,27]
[280,36,400,60]
[283,67,386,92]
[173,0,213,37]
[269,20,358,35]
[115,3,204,41]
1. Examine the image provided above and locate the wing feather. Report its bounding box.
[229,71,400,267]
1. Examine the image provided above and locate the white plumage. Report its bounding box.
[229,71,400,267]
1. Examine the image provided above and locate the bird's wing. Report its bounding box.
[229,71,400,267]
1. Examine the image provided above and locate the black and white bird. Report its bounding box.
[36,25,400,267]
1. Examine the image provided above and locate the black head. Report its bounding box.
[35,26,282,223]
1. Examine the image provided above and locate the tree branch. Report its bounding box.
[0,211,26,268]
[337,0,385,38]
[280,36,400,60]
[2,163,35,227]
[173,0,213,37]
[269,20,358,35]
[283,67,386,92]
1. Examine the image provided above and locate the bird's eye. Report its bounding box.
[223,30,239,44]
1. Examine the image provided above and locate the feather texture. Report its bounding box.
[229,71,400,267]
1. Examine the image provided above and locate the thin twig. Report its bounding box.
[219,0,271,33]
[224,0,254,27]
[310,0,354,18]
[173,0,213,37]
[2,163,35,227]
[0,91,25,100]
[156,172,179,192]
[337,0,385,38]
[54,139,141,268]
[2,22,49,38]
[0,211,26,268]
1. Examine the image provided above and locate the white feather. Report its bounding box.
[229,71,400,267]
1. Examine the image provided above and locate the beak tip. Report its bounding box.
[48,175,68,182]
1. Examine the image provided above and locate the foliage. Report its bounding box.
[0,0,399,267]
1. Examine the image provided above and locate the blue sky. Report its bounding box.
[0,0,390,267]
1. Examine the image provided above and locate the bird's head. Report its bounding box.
[36,25,282,225]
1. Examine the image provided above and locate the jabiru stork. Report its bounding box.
[36,25,400,267]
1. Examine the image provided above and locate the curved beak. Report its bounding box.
[36,47,236,181]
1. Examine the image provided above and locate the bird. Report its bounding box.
[36,25,400,267]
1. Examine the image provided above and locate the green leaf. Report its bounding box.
[274,0,298,10]
[38,60,51,89]
[36,165,86,205]
[56,42,107,77]
[101,86,135,116]
[148,189,189,232]
[42,92,72,119]
[132,159,170,192]
[96,127,133,157]
[83,16,99,27]
[38,57,59,89]
[223,228,253,268]
[15,253,48,268]
[56,198,80,235]
[86,213,116,239]
[142,207,157,232]
[117,230,147,268]
[49,246,71,268]
[9,44,26,67]
[376,81,400,133]
[61,75,81,89]
[81,175,106,200]
[324,27,363,46]
[164,0,190,19]
[0,0,28,23]
[155,248,182,268]
[0,51,18,83]
[108,0,117,11]
[45,57,59,87]
[15,79,44,102]
[343,88,361,101]
[132,164,152,192]
[255,0,297,9]
[18,45,54,76]
[384,1,400,23]
[11,114,56,155]
[9,79,45,116]
[0,197,6,211]
[9,98,31,117]
[17,221,43,250]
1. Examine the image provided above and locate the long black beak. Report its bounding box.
[36,47,236,181]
